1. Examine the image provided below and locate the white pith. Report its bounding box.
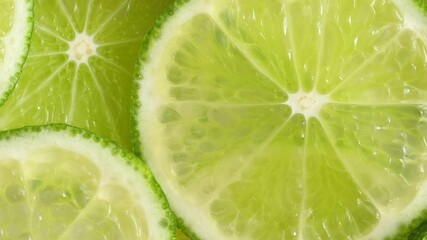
[138,0,427,239]
[0,0,31,97]
[141,1,229,239]
[67,33,99,65]
[0,129,170,240]
[286,91,330,118]
[391,0,427,44]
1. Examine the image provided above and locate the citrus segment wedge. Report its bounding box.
[134,0,427,239]
[0,124,175,239]
[0,0,33,106]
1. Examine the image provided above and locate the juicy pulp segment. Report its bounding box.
[0,147,150,239]
[0,126,175,240]
[207,117,380,239]
[0,0,13,37]
[0,0,13,66]
[137,0,427,239]
[0,159,30,239]
[320,104,427,208]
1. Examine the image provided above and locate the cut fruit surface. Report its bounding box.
[0,124,175,239]
[0,0,33,106]
[134,0,427,239]
[0,0,174,150]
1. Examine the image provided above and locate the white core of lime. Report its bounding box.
[67,33,99,65]
[286,91,330,118]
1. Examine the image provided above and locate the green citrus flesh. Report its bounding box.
[0,0,174,150]
[0,124,175,239]
[0,0,33,106]
[134,0,427,239]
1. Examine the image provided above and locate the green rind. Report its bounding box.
[386,209,427,240]
[0,0,34,107]
[408,222,427,240]
[131,0,191,158]
[0,123,177,240]
[130,1,198,239]
[413,0,427,13]
[175,218,201,240]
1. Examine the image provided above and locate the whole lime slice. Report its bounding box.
[0,0,174,150]
[0,124,175,239]
[134,0,427,239]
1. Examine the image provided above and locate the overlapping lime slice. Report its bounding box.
[134,0,427,239]
[0,0,174,149]
[0,124,175,239]
[0,0,33,106]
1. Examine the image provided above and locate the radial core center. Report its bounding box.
[297,96,316,111]
[286,92,329,118]
[68,34,98,64]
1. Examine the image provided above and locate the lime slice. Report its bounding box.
[0,0,33,106]
[134,0,427,239]
[0,0,174,150]
[0,124,175,239]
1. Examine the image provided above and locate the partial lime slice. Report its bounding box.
[0,0,174,150]
[0,0,33,106]
[134,0,427,239]
[0,124,175,239]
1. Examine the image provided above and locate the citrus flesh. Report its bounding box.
[0,0,174,150]
[134,0,427,239]
[0,0,33,106]
[0,124,175,239]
